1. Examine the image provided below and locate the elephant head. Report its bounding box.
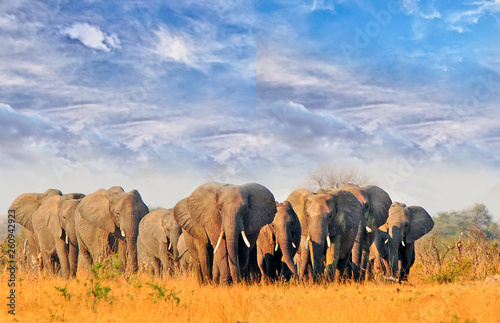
[377,202,434,280]
[161,209,183,264]
[174,182,277,284]
[77,187,149,275]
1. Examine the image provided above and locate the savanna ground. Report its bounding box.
[2,204,500,322]
[1,269,499,323]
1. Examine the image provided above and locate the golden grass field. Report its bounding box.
[2,270,499,323]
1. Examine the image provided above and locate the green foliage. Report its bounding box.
[91,281,112,299]
[433,203,500,239]
[146,282,181,305]
[54,285,71,300]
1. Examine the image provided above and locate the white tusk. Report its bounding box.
[213,230,224,254]
[292,242,297,249]
[305,235,310,250]
[168,241,172,250]
[275,243,279,252]
[365,226,372,233]
[241,231,251,248]
[402,241,405,247]
[121,229,126,238]
[65,235,68,244]
[326,235,331,248]
[385,239,389,244]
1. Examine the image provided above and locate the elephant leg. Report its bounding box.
[325,235,342,281]
[117,237,127,272]
[55,238,70,279]
[336,255,350,282]
[400,245,415,281]
[194,240,211,283]
[152,257,161,277]
[360,231,375,281]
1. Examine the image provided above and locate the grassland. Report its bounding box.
[1,269,499,323]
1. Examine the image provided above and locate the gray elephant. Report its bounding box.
[75,186,149,277]
[373,202,434,281]
[32,193,85,278]
[174,182,277,284]
[287,189,361,281]
[176,232,193,274]
[9,189,63,270]
[340,184,392,281]
[256,201,301,281]
[139,208,182,277]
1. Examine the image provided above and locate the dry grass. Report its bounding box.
[2,270,499,323]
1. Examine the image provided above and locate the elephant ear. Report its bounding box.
[77,192,116,233]
[286,189,313,235]
[283,201,302,242]
[174,197,209,244]
[330,190,362,237]
[153,210,168,244]
[242,183,277,235]
[9,193,41,231]
[406,206,434,243]
[362,185,392,228]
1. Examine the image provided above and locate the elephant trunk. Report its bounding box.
[279,235,297,277]
[225,228,241,283]
[309,228,327,280]
[351,218,365,281]
[388,226,402,279]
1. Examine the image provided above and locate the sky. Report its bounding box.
[1,0,500,220]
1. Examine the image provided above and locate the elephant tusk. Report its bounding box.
[275,243,279,252]
[241,231,251,248]
[168,241,172,250]
[385,239,389,244]
[402,241,405,247]
[65,235,68,244]
[213,230,224,254]
[326,235,331,248]
[292,242,297,249]
[365,226,372,233]
[121,229,126,238]
[305,235,310,250]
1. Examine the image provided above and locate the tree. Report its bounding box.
[303,163,371,191]
[433,203,500,239]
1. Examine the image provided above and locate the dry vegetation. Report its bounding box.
[2,233,500,323]
[1,269,500,323]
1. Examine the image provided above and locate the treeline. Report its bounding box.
[414,203,500,283]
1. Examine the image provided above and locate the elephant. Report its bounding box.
[32,193,85,278]
[287,188,361,281]
[176,232,193,274]
[139,208,182,277]
[340,184,392,281]
[75,186,149,277]
[9,189,63,270]
[373,202,434,281]
[174,182,277,284]
[256,201,301,281]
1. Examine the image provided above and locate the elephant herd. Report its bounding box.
[8,182,435,284]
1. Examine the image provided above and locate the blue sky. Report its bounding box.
[1,0,500,219]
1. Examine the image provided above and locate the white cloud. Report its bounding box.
[63,22,121,52]
[153,27,194,66]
